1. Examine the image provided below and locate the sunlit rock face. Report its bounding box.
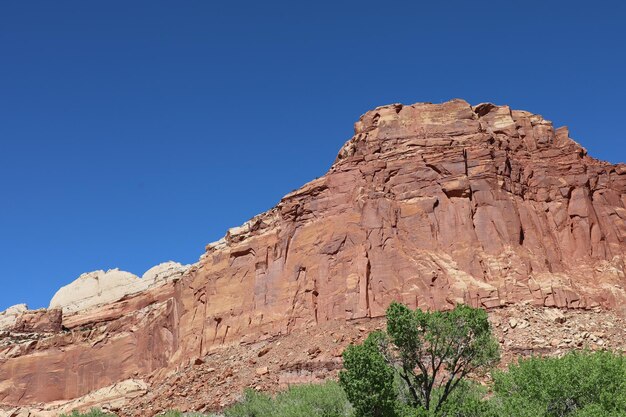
[0,304,27,331]
[180,100,626,358]
[49,261,190,314]
[1,100,625,412]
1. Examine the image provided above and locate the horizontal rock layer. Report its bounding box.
[1,99,625,411]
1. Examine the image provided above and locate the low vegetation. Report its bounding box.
[157,411,210,417]
[223,381,351,417]
[60,409,116,417]
[60,303,626,417]
[490,350,626,417]
[337,302,626,417]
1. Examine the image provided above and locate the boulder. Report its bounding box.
[0,304,27,331]
[11,309,62,333]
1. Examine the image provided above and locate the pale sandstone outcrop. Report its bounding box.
[0,100,624,411]
[49,269,139,314]
[0,305,27,331]
[141,261,190,287]
[49,262,190,314]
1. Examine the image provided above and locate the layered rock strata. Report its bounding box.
[1,100,625,413]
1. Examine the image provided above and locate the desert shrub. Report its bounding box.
[159,412,182,417]
[158,412,207,417]
[60,409,116,417]
[158,412,214,417]
[223,380,351,417]
[491,350,626,417]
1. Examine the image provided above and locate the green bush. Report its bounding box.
[223,380,351,417]
[491,350,626,417]
[425,381,494,417]
[158,411,208,417]
[339,331,398,417]
[380,350,626,417]
[159,412,182,417]
[60,409,116,417]
[158,411,213,417]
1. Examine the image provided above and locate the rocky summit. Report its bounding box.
[1,99,625,416]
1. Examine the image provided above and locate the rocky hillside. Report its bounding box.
[1,99,625,417]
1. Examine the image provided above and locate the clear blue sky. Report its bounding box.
[1,1,624,311]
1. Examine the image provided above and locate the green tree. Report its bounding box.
[340,302,499,416]
[339,331,398,417]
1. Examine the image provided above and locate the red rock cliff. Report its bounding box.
[1,100,625,411]
[176,99,626,356]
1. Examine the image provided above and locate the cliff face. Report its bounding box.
[179,100,626,353]
[1,100,625,414]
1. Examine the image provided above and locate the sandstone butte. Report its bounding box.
[1,99,625,416]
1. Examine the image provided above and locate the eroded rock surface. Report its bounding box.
[0,379,148,417]
[1,100,625,414]
[11,309,62,333]
[179,99,626,360]
[49,262,190,314]
[0,305,27,331]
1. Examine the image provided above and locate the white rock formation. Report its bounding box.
[142,261,189,286]
[0,304,28,331]
[49,261,190,314]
